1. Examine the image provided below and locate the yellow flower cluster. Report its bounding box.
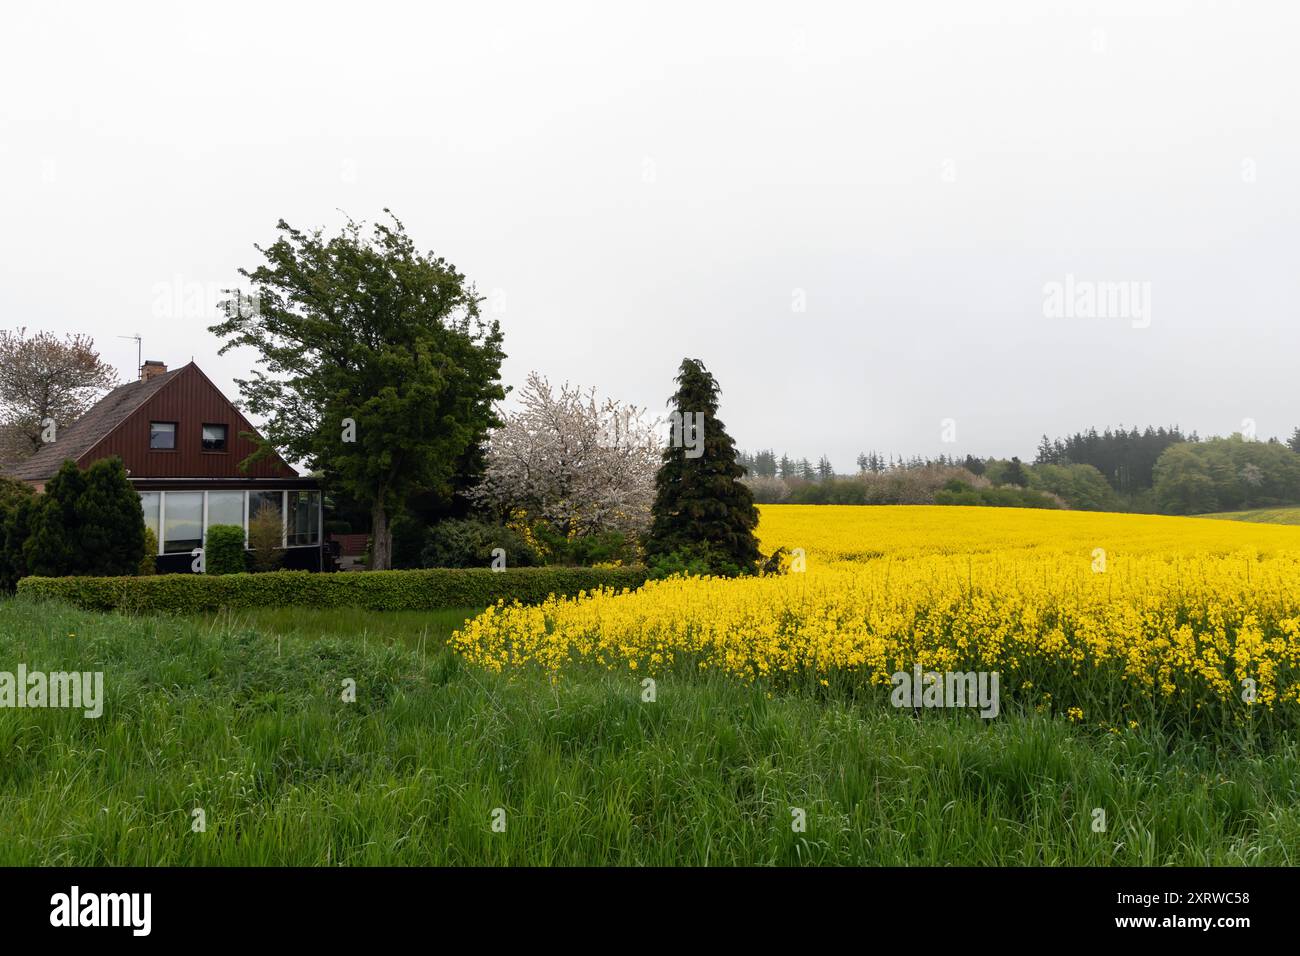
[450,506,1300,729]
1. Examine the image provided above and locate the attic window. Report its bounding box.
[202,424,228,452]
[149,421,176,450]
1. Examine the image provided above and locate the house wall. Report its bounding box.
[78,364,297,479]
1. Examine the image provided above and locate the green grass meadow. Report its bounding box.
[200,605,482,653]
[1202,506,1300,524]
[2,598,1298,865]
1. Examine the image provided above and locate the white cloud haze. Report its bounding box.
[2,0,1296,471]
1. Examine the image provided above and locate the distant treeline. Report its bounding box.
[1033,426,1194,494]
[737,450,984,481]
[739,425,1300,514]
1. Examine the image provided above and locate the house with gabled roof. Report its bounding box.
[5,360,324,573]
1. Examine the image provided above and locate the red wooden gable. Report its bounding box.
[78,362,299,479]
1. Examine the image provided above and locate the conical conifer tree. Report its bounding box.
[22,459,85,577]
[77,457,146,575]
[21,457,145,577]
[645,358,760,574]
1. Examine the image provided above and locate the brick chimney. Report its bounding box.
[140,360,167,382]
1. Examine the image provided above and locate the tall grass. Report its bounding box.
[199,606,481,653]
[1,599,1296,865]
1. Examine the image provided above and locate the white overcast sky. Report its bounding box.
[2,1,1296,470]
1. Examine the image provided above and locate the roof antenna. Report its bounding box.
[118,334,142,379]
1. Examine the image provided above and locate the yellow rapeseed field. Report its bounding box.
[450,505,1300,733]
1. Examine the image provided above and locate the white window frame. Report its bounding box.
[149,421,177,450]
[150,488,322,553]
[156,492,166,555]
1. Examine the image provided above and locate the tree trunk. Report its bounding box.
[371,498,392,570]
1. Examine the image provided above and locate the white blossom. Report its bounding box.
[472,372,662,538]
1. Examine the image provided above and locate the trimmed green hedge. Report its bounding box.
[16,566,649,614]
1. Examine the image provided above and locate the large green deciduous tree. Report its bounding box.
[209,212,506,569]
[644,358,760,574]
[1152,444,1218,514]
[1153,435,1300,514]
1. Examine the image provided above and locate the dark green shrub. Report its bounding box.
[759,546,791,576]
[0,475,33,512]
[1020,489,1062,509]
[22,460,85,576]
[936,486,1061,509]
[981,487,1022,507]
[17,565,649,614]
[647,544,746,580]
[934,489,983,507]
[0,477,36,592]
[420,519,540,569]
[19,458,145,578]
[1028,463,1119,511]
[1003,457,1029,488]
[77,458,147,575]
[780,468,981,506]
[324,519,352,536]
[139,528,158,576]
[531,525,637,566]
[391,513,425,570]
[205,524,246,575]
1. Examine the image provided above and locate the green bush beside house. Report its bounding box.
[204,524,247,575]
[1,458,146,591]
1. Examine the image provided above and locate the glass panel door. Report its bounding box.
[162,492,203,553]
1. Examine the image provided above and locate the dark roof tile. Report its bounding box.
[3,367,183,481]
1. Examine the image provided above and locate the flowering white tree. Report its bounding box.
[472,372,662,538]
